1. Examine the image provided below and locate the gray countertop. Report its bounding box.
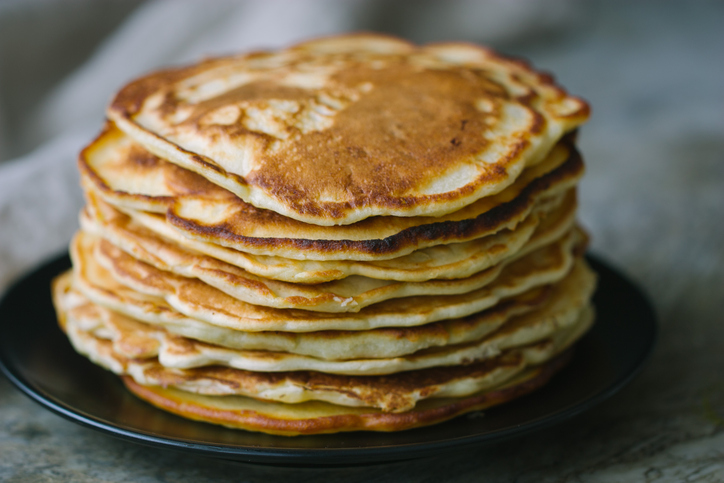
[1,1,723,481]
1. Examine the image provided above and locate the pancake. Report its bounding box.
[71,226,584,332]
[56,262,595,375]
[81,196,576,313]
[120,353,571,435]
[58,272,554,360]
[107,34,589,226]
[81,124,583,260]
[58,291,592,412]
[82,186,576,284]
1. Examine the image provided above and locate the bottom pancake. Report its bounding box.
[122,350,572,436]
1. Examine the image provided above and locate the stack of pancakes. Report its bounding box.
[52,34,595,435]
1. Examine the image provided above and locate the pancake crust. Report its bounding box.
[108,34,589,226]
[121,351,571,436]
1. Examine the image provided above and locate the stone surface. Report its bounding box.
[1,1,723,481]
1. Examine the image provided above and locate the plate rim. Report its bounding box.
[0,252,657,465]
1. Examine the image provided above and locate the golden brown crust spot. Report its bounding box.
[235,66,508,217]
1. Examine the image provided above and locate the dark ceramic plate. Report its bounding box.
[0,253,656,466]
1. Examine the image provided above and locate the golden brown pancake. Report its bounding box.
[80,124,583,260]
[80,195,577,313]
[71,227,585,332]
[121,352,571,436]
[57,279,592,412]
[56,261,594,375]
[107,34,589,226]
[82,186,576,284]
[58,270,555,360]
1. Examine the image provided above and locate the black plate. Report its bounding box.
[0,253,656,466]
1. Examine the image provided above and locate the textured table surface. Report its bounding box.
[1,1,723,482]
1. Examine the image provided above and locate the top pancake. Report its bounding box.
[80,124,583,261]
[107,33,589,226]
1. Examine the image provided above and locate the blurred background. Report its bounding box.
[1,0,721,292]
[0,1,722,481]
[0,0,590,162]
